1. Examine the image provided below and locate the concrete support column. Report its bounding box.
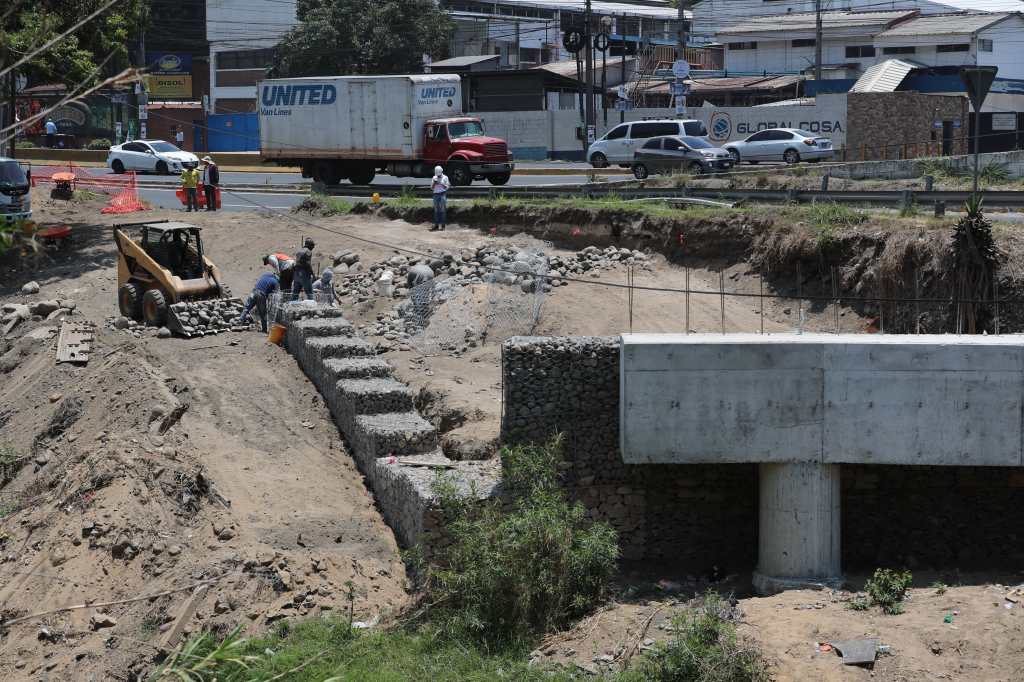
[753,462,842,595]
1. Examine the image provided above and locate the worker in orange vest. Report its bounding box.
[263,252,295,290]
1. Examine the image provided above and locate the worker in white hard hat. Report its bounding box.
[430,165,450,232]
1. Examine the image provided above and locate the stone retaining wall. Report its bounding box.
[280,303,498,557]
[502,335,1024,572]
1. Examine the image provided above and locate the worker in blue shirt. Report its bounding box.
[45,118,57,147]
[238,271,280,332]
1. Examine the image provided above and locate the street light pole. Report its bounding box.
[814,0,823,82]
[677,0,687,118]
[584,0,594,143]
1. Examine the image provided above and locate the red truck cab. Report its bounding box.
[423,117,514,186]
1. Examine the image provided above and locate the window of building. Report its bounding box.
[937,44,970,52]
[519,47,540,64]
[792,39,816,48]
[979,39,994,52]
[728,41,757,50]
[883,46,916,55]
[216,48,274,70]
[845,45,876,58]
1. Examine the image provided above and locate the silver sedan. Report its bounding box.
[723,128,834,165]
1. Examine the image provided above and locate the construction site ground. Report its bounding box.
[2,190,1023,680]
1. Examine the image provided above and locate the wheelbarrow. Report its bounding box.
[35,224,72,250]
[175,186,222,210]
[50,171,76,200]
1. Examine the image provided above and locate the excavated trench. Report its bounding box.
[349,201,1024,334]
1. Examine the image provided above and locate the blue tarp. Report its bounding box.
[207,113,259,152]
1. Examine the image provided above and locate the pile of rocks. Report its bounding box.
[330,248,363,274]
[168,298,250,337]
[105,297,253,339]
[547,245,652,280]
[3,298,77,334]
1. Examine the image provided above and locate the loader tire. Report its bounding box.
[118,283,143,320]
[143,289,168,327]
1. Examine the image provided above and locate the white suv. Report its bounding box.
[588,119,709,167]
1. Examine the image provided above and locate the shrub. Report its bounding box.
[87,138,112,150]
[980,162,1010,185]
[15,140,35,149]
[865,568,912,615]
[629,592,771,682]
[427,437,619,643]
[294,193,353,216]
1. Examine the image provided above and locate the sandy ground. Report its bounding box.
[5,190,1019,680]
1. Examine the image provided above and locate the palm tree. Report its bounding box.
[951,194,1002,333]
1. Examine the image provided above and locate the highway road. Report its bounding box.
[135,173,604,212]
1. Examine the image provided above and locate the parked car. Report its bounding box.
[588,119,708,168]
[0,157,31,224]
[723,128,834,165]
[631,136,734,179]
[106,140,199,175]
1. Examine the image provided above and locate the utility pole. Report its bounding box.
[514,21,520,69]
[6,72,15,159]
[814,0,823,82]
[674,1,689,118]
[584,0,594,146]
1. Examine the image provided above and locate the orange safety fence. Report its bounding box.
[29,162,148,214]
[100,173,147,214]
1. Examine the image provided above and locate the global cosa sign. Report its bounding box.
[260,84,337,116]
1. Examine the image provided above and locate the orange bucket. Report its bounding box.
[267,323,286,345]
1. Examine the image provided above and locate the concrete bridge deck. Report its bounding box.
[619,334,1024,593]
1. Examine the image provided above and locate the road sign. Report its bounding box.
[672,60,690,79]
[959,66,998,110]
[614,100,634,111]
[138,106,148,121]
[992,112,1017,130]
[616,85,628,100]
[670,82,689,96]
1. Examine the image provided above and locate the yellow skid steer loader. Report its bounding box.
[113,220,230,329]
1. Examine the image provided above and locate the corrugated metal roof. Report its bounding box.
[429,55,501,68]
[466,0,683,20]
[931,0,1024,11]
[849,59,924,93]
[717,10,918,35]
[755,97,817,107]
[534,56,633,79]
[875,12,1013,36]
[639,74,802,95]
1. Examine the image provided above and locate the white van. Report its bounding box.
[587,119,709,167]
[0,158,31,224]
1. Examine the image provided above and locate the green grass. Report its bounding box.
[390,186,425,208]
[789,202,868,248]
[149,619,583,682]
[297,193,354,216]
[465,195,744,221]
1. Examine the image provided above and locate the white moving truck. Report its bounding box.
[258,74,514,186]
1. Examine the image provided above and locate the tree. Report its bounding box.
[951,194,1003,333]
[271,0,453,78]
[0,0,146,86]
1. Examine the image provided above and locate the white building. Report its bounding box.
[692,0,1024,41]
[206,0,297,114]
[713,9,1024,91]
[715,10,918,76]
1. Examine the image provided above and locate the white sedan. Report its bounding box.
[106,140,199,175]
[723,128,834,165]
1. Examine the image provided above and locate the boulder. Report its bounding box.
[20,281,40,295]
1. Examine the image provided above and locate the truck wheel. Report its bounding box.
[143,289,168,327]
[314,162,342,186]
[487,172,511,186]
[118,283,143,319]
[448,163,472,186]
[349,166,375,185]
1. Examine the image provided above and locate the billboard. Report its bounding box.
[145,52,192,98]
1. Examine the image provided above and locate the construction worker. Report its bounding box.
[239,270,280,332]
[313,267,335,304]
[180,163,200,212]
[200,156,219,211]
[292,237,315,300]
[430,165,450,231]
[263,252,295,290]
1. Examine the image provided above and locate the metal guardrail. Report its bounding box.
[322,183,1024,208]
